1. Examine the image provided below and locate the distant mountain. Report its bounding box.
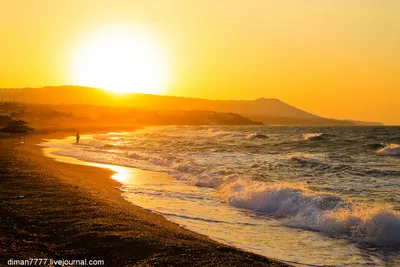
[124,94,352,126]
[129,94,319,118]
[347,120,384,126]
[0,86,383,126]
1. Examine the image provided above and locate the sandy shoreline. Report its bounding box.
[0,132,289,266]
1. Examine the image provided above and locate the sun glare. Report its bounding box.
[70,26,170,94]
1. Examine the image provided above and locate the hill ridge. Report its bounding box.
[0,86,383,126]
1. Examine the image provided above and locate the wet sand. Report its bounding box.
[0,133,289,266]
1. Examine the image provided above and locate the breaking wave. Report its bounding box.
[207,129,267,140]
[218,178,400,246]
[303,133,330,141]
[115,148,400,246]
[245,133,268,140]
[377,144,400,156]
[41,127,400,253]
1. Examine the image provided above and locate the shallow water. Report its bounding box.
[41,126,400,266]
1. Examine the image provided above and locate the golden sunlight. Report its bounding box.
[70,26,170,94]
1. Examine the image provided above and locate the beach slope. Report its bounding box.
[0,136,289,267]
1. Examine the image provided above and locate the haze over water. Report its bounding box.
[42,126,400,267]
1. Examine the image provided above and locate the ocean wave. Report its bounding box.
[289,156,348,172]
[207,130,267,140]
[157,212,257,226]
[126,151,223,187]
[377,144,400,156]
[103,143,132,149]
[302,133,330,141]
[93,133,124,140]
[44,131,400,249]
[218,178,400,246]
[290,155,400,177]
[51,139,400,246]
[127,151,176,167]
[365,143,386,150]
[245,133,268,140]
[290,156,324,166]
[207,129,246,138]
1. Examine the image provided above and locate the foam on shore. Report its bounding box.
[218,178,400,246]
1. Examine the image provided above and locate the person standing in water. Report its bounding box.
[75,132,80,145]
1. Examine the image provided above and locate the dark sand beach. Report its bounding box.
[0,133,289,267]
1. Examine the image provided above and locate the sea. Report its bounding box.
[40,126,400,267]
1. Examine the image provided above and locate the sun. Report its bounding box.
[70,26,171,94]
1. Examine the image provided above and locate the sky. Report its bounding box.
[1,0,399,124]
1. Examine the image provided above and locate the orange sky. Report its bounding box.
[1,1,399,124]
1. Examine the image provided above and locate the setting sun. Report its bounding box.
[70,26,170,94]
[2,2,400,266]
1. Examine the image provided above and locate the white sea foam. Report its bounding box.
[207,130,267,140]
[42,130,400,249]
[303,133,328,141]
[218,178,400,246]
[127,151,172,166]
[377,144,400,156]
[245,133,268,140]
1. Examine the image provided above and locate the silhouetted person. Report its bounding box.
[75,132,80,145]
